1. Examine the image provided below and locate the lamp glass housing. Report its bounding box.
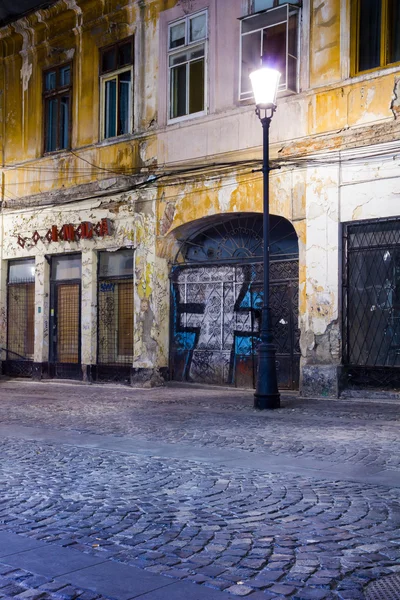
[249,67,280,108]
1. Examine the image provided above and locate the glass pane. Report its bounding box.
[262,21,287,81]
[189,13,207,42]
[9,259,35,283]
[170,52,188,66]
[105,78,117,138]
[242,6,287,34]
[189,58,204,114]
[254,0,275,10]
[60,95,69,149]
[170,21,186,49]
[99,250,134,278]
[118,71,131,135]
[45,71,56,91]
[287,54,297,92]
[45,98,58,152]
[190,47,205,60]
[102,47,117,73]
[118,40,132,67]
[241,30,262,96]
[60,65,70,87]
[388,0,400,64]
[51,255,81,280]
[358,0,382,71]
[170,63,187,118]
[288,11,298,57]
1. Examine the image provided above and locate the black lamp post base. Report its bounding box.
[254,341,281,410]
[254,391,280,410]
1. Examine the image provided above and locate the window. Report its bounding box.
[352,0,400,74]
[43,64,72,153]
[240,3,300,100]
[7,259,35,361]
[100,37,134,139]
[98,250,134,364]
[168,10,207,120]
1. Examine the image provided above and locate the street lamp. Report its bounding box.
[250,67,281,410]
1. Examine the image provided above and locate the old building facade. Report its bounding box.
[0,0,399,395]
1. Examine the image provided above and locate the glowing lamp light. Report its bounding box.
[249,67,281,108]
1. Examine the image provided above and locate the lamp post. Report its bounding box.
[250,67,281,410]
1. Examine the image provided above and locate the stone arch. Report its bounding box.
[169,212,300,389]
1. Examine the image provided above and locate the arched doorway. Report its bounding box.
[170,214,300,389]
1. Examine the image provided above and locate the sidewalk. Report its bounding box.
[0,531,233,600]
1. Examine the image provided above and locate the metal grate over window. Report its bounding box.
[98,250,134,365]
[7,259,35,361]
[344,218,400,370]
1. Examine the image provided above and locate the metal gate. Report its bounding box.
[343,218,400,388]
[170,259,300,389]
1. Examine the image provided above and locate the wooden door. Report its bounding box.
[57,283,80,363]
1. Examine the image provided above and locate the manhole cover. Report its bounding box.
[365,574,400,600]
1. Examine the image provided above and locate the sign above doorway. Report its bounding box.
[17,219,113,249]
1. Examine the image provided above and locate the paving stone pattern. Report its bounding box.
[0,562,110,600]
[0,383,399,471]
[0,382,400,599]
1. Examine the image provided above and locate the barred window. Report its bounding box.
[7,259,35,360]
[98,250,134,364]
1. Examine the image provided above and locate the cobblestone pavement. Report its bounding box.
[0,381,400,599]
[0,561,110,600]
[0,381,399,470]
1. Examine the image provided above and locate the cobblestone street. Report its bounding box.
[0,381,400,600]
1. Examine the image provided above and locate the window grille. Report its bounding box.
[98,250,134,365]
[7,259,35,361]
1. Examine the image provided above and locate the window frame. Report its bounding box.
[167,9,208,123]
[351,0,400,76]
[99,36,134,140]
[42,62,72,154]
[239,2,300,102]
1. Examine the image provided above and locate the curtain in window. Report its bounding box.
[105,79,117,138]
[119,72,131,135]
[46,98,58,152]
[358,0,382,71]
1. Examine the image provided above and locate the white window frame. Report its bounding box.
[100,65,133,141]
[167,9,208,124]
[239,2,300,101]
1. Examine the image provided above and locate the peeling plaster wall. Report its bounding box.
[1,189,169,377]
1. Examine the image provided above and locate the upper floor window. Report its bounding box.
[353,0,400,74]
[100,37,134,139]
[43,63,71,153]
[240,2,300,101]
[168,10,207,121]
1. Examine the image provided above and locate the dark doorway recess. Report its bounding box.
[170,214,300,390]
